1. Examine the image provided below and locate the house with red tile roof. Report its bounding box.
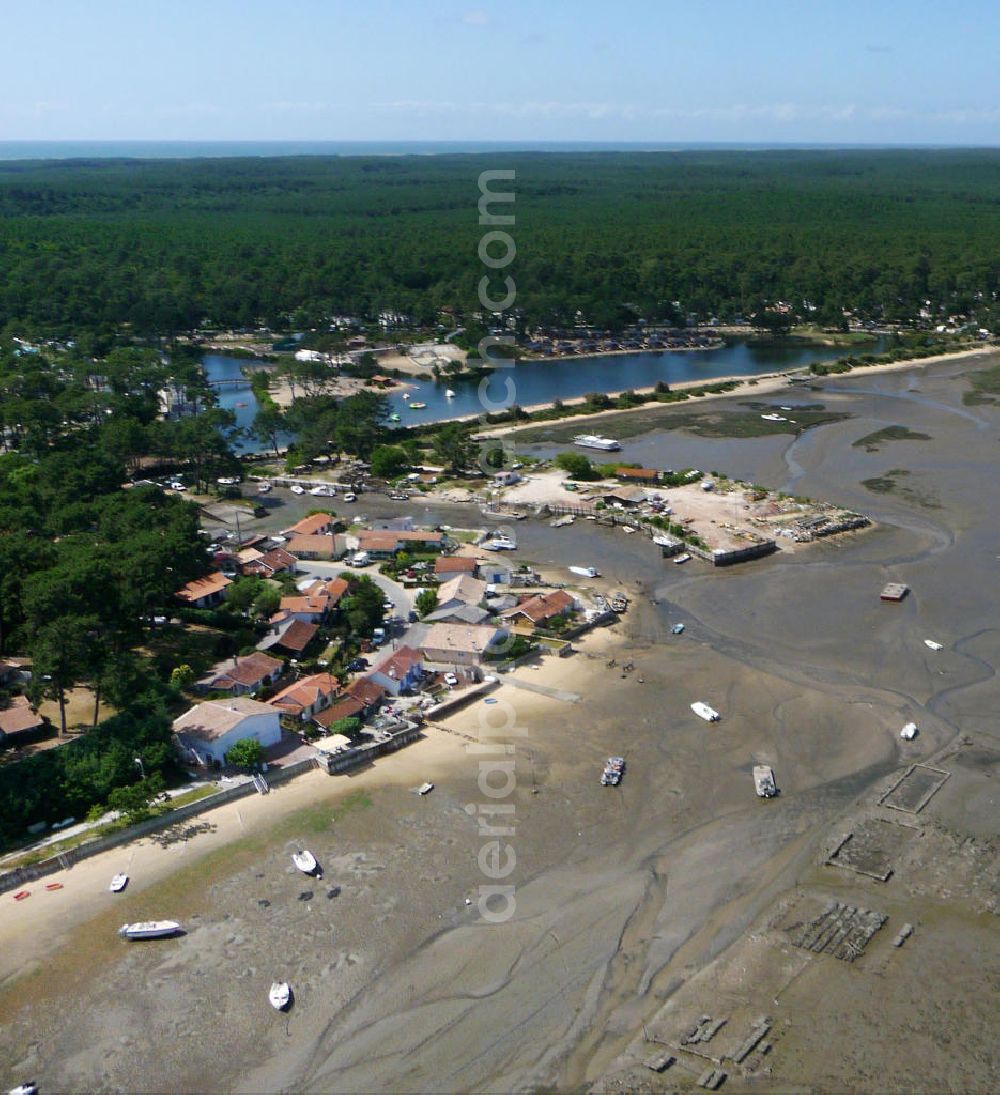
[266,619,319,656]
[0,695,47,742]
[433,555,479,577]
[176,571,232,608]
[314,694,365,729]
[282,512,337,538]
[277,591,333,624]
[204,651,284,696]
[356,528,445,559]
[369,646,424,695]
[502,589,576,627]
[268,672,341,720]
[617,467,660,483]
[241,547,298,578]
[286,532,348,561]
[346,675,387,709]
[323,576,349,605]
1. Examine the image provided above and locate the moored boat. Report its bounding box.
[110,873,129,893]
[119,920,181,940]
[673,553,692,564]
[600,756,625,786]
[753,765,778,797]
[569,565,599,578]
[409,402,427,409]
[691,701,720,722]
[573,434,621,452]
[418,782,434,795]
[292,849,318,875]
[269,981,292,1011]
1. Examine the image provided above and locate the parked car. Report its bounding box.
[443,673,459,687]
[346,657,369,672]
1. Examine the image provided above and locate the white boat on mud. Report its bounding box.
[483,534,517,551]
[691,701,720,723]
[600,756,625,786]
[673,553,692,564]
[924,639,943,651]
[109,873,129,893]
[900,722,919,740]
[418,782,434,796]
[753,765,778,797]
[573,434,621,452]
[119,920,181,940]
[292,850,318,875]
[269,981,292,1011]
[610,593,628,613]
[569,565,599,578]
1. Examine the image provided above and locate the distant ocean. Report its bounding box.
[0,140,920,161]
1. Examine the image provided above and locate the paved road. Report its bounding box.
[297,559,415,618]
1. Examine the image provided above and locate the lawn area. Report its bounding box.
[140,621,232,681]
[38,686,117,733]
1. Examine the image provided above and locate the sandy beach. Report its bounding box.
[2,350,998,1093]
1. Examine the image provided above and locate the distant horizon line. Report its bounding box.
[1,138,998,162]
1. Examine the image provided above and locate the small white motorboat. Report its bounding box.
[753,765,778,797]
[402,392,410,400]
[8,1082,38,1095]
[292,850,318,875]
[691,701,720,723]
[445,389,456,398]
[924,639,943,651]
[900,722,918,740]
[119,920,181,940]
[674,553,692,564]
[569,565,599,578]
[110,873,129,893]
[418,782,434,796]
[269,981,292,1011]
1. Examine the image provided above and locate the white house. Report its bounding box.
[173,698,282,767]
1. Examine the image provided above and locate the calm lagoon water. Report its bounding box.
[206,338,884,452]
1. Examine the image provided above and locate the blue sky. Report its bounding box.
[2,0,998,144]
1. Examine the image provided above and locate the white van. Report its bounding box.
[351,550,371,567]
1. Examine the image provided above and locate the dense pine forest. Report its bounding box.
[1,149,999,337]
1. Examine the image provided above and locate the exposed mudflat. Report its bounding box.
[1,354,997,1093]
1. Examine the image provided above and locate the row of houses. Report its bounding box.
[172,639,429,766]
